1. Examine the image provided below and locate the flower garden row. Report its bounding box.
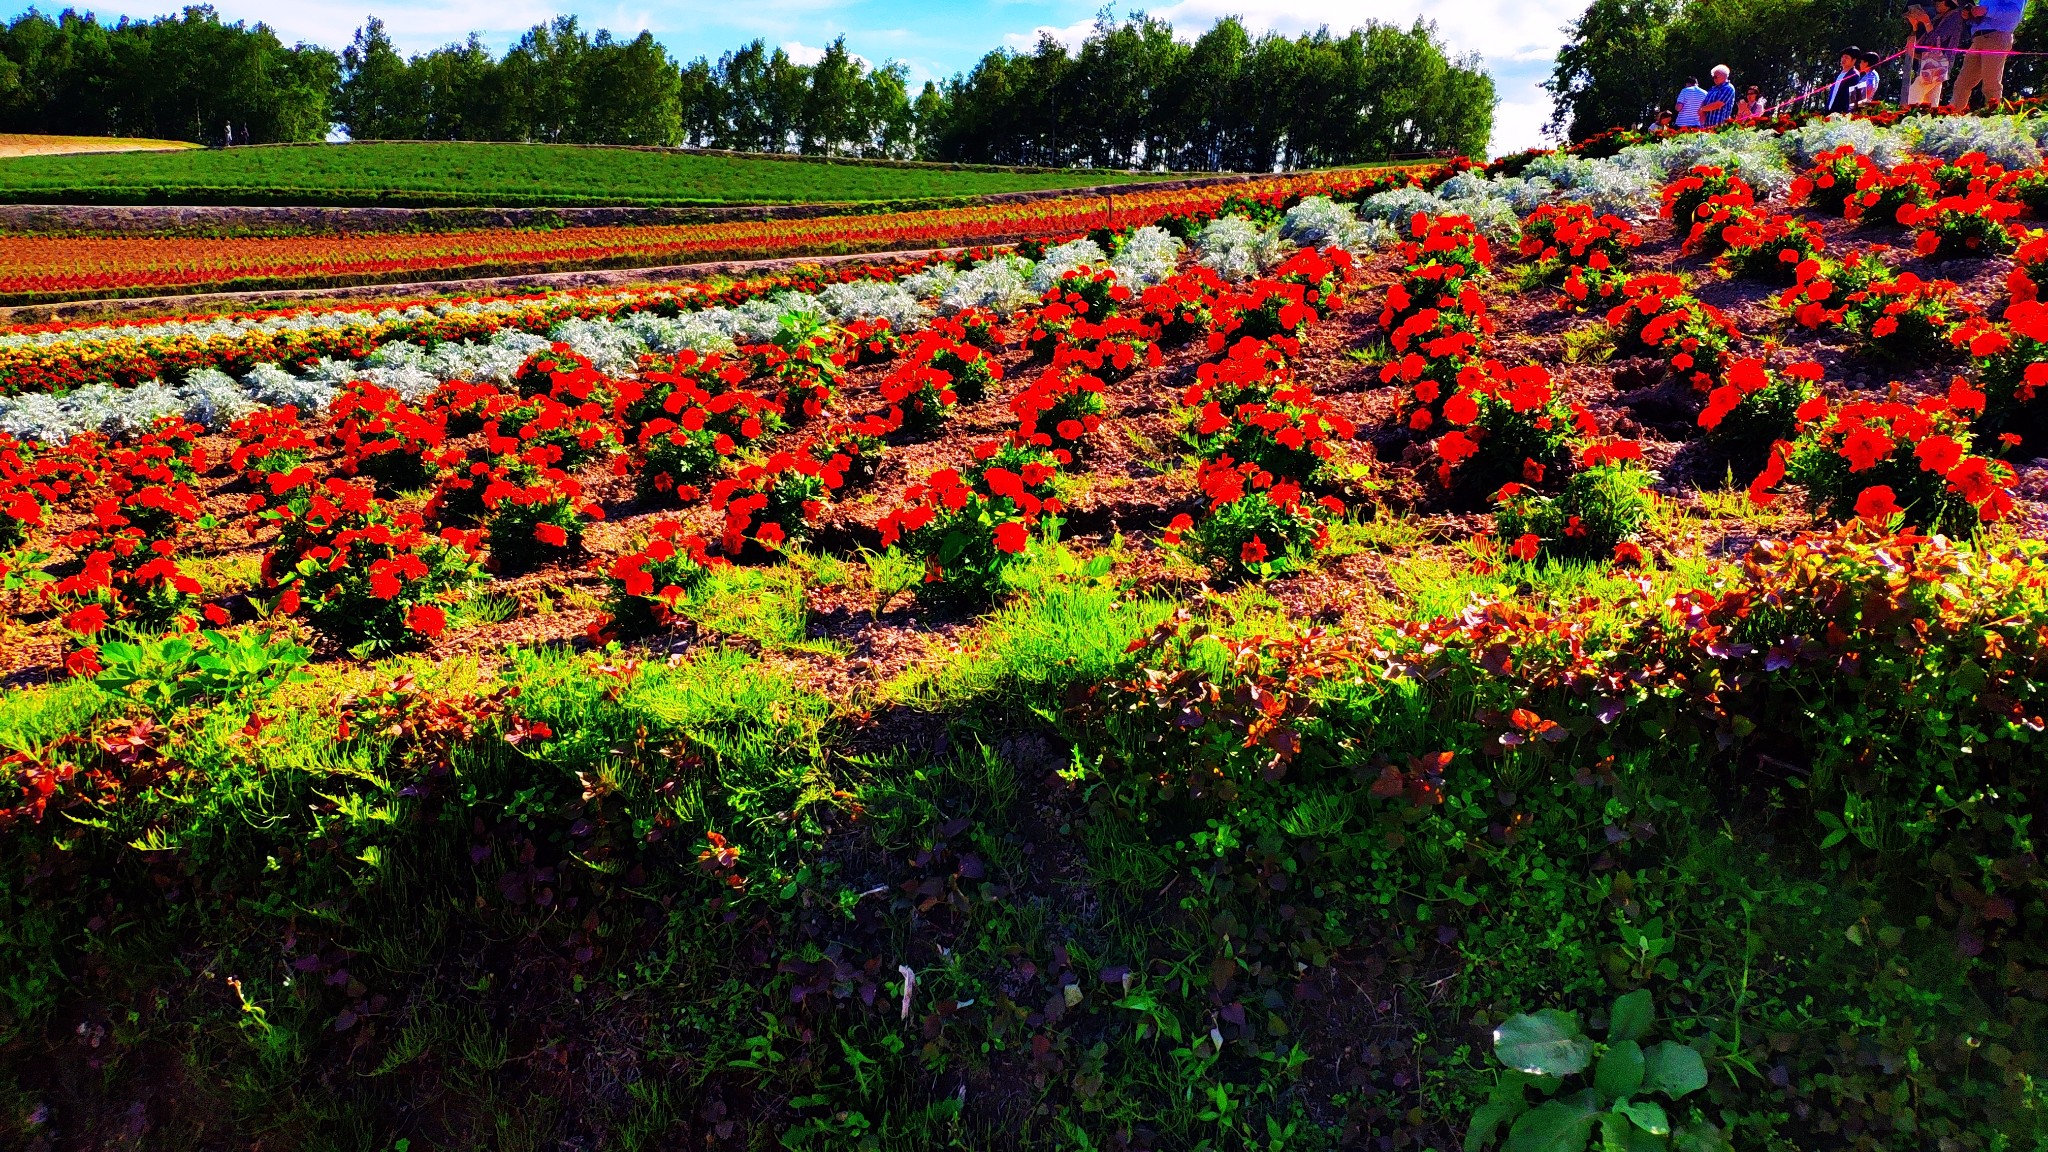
[0,167,1424,305]
[0,226,1372,676]
[1360,140,2038,577]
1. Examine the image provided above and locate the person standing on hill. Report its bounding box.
[1702,65,1739,125]
[1826,47,1865,112]
[1907,0,1972,106]
[1951,0,2030,110]
[1674,77,1709,127]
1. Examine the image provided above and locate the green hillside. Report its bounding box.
[0,140,1181,208]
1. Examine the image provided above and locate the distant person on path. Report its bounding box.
[1826,47,1865,112]
[1951,0,2030,110]
[1737,85,1767,119]
[1675,78,1709,127]
[1907,0,1971,106]
[1702,65,1739,125]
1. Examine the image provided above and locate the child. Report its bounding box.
[1906,1,1969,107]
[1674,78,1708,127]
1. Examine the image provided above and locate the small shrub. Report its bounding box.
[1775,383,2016,531]
[1494,447,1654,564]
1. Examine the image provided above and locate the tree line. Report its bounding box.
[0,6,1496,166]
[0,5,334,143]
[1548,0,2048,141]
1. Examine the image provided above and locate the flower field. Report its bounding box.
[0,169,1416,305]
[2,107,2047,1150]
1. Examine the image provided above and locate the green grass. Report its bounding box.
[0,140,1184,209]
[2,530,2044,1149]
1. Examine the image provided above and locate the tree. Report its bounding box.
[501,17,590,142]
[1547,0,1676,141]
[580,30,682,146]
[414,36,506,141]
[336,17,419,140]
[801,37,864,154]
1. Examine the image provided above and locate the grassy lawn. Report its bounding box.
[0,140,1187,208]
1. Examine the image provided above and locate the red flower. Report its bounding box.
[1913,434,1963,476]
[66,646,102,678]
[1854,485,1902,521]
[1435,431,1479,466]
[993,521,1030,554]
[63,604,109,635]
[755,521,787,549]
[1443,392,1479,425]
[1747,441,1787,506]
[1611,541,1644,567]
[1839,425,1894,472]
[1507,533,1541,562]
[203,604,231,626]
[1162,513,1193,545]
[1946,456,2004,504]
[1240,537,1269,564]
[278,588,302,615]
[534,522,569,548]
[406,603,447,638]
[1699,385,1743,430]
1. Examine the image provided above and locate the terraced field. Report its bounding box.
[0,140,1186,208]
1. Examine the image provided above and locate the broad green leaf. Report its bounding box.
[1505,1091,1601,1152]
[1617,1099,1670,1136]
[1599,1112,1632,1152]
[1595,1040,1645,1100]
[1495,1010,1593,1077]
[1465,1099,1529,1152]
[1642,1042,1708,1098]
[1605,1111,1671,1152]
[1609,989,1654,1042]
[1671,1122,1736,1152]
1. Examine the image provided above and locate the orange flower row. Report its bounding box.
[0,168,1431,300]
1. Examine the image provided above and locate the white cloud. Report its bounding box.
[783,39,875,68]
[1001,17,1097,54]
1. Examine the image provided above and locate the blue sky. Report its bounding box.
[11,1,1587,154]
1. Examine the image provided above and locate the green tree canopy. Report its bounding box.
[0,5,337,143]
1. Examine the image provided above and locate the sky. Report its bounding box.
[11,1,1588,155]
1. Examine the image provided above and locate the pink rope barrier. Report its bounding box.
[1752,42,2048,118]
